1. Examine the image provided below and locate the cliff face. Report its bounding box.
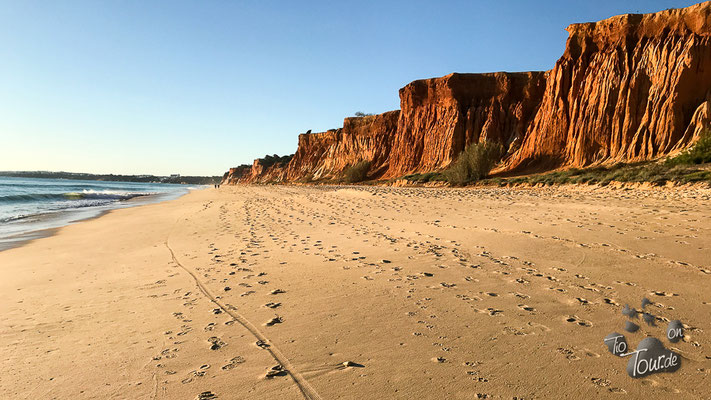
[223,111,400,184]
[385,72,547,177]
[285,110,400,181]
[222,165,250,185]
[246,158,288,183]
[504,2,711,172]
[286,74,549,180]
[222,156,291,184]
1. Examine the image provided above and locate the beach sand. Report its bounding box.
[1,185,710,399]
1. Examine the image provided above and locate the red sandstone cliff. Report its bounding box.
[285,111,400,181]
[222,165,250,184]
[385,72,547,177]
[224,2,711,184]
[222,111,399,184]
[222,155,291,184]
[503,1,711,172]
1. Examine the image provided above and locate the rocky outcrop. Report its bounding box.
[223,111,399,184]
[222,155,291,184]
[385,72,547,177]
[285,111,400,181]
[221,165,251,185]
[503,2,711,172]
[247,158,288,183]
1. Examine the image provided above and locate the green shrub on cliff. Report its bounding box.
[344,161,371,183]
[261,154,294,167]
[482,161,711,187]
[444,142,504,185]
[666,130,711,166]
[403,172,445,183]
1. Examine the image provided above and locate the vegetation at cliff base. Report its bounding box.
[344,161,372,183]
[400,134,711,187]
[486,162,710,186]
[666,130,711,166]
[402,172,446,184]
[443,142,504,184]
[498,132,711,186]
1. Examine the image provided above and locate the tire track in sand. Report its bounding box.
[165,236,322,400]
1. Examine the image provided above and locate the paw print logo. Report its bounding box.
[603,297,682,378]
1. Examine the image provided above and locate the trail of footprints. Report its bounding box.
[262,188,680,397]
[150,186,709,398]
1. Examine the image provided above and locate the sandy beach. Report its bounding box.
[2,185,710,399]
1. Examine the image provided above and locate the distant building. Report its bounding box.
[170,174,180,178]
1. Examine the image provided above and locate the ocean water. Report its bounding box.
[0,177,197,251]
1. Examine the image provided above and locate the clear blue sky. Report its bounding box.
[1,0,699,176]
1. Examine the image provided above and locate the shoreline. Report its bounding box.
[6,180,708,253]
[0,186,200,252]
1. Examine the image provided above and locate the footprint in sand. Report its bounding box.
[591,377,627,394]
[603,298,619,306]
[183,364,211,383]
[557,347,581,361]
[475,307,503,316]
[652,291,678,297]
[208,337,226,350]
[584,349,600,358]
[336,361,365,369]
[265,365,287,379]
[221,356,246,370]
[565,315,592,327]
[640,378,682,393]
